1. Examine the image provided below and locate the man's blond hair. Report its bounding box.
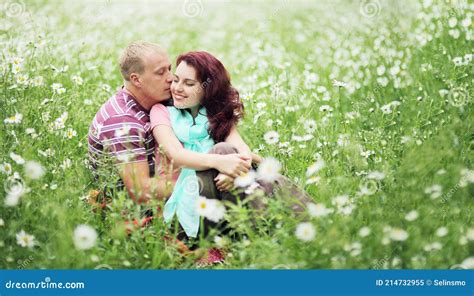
[119,41,165,81]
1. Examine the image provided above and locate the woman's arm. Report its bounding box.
[215,125,263,192]
[153,125,250,178]
[225,125,262,165]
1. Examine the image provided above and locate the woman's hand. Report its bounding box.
[214,154,251,178]
[251,153,262,165]
[214,173,235,192]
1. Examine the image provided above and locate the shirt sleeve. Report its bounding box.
[98,115,148,164]
[150,103,171,130]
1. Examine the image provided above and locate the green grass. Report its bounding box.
[0,0,473,269]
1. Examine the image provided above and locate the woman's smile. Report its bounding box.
[172,93,188,101]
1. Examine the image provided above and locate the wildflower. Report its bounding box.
[460,257,474,269]
[306,158,325,177]
[1,163,12,175]
[319,105,333,112]
[452,57,463,66]
[424,184,442,199]
[214,235,228,248]
[4,113,23,124]
[435,227,448,237]
[72,75,83,85]
[389,228,409,241]
[10,152,25,165]
[5,190,23,207]
[16,230,37,248]
[15,74,29,85]
[448,29,460,39]
[256,102,267,110]
[32,76,44,87]
[466,228,474,241]
[234,171,256,188]
[263,131,279,145]
[376,77,389,87]
[405,210,419,221]
[24,161,45,179]
[459,169,474,187]
[344,242,362,256]
[52,112,68,130]
[51,83,66,95]
[448,17,457,28]
[306,176,321,185]
[307,203,333,217]
[376,65,386,76]
[65,128,77,139]
[332,79,347,87]
[257,157,281,182]
[295,222,316,242]
[73,224,98,250]
[304,119,317,133]
[367,171,385,180]
[380,100,401,114]
[196,196,226,223]
[358,227,371,237]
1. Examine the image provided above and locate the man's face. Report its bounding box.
[139,51,173,103]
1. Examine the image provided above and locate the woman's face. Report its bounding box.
[171,61,204,109]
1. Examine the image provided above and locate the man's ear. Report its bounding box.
[130,73,141,88]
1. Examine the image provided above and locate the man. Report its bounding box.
[88,41,249,203]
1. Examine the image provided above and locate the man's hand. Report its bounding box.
[214,173,235,192]
[119,161,172,203]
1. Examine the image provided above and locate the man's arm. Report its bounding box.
[152,125,250,178]
[118,161,172,203]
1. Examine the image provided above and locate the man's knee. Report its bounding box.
[208,142,238,155]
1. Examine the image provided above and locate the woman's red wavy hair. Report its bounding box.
[176,51,244,142]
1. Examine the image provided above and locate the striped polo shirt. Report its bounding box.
[88,88,155,177]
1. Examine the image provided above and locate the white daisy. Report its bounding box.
[295,222,316,242]
[16,230,37,248]
[10,152,25,165]
[257,157,281,182]
[1,162,12,175]
[389,228,409,241]
[234,171,256,188]
[358,227,371,237]
[24,161,45,179]
[73,224,98,250]
[263,131,279,145]
[196,196,226,223]
[65,128,77,139]
[306,158,325,177]
[4,113,23,124]
[435,227,448,237]
[404,210,419,221]
[307,203,333,217]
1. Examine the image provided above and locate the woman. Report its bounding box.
[150,51,311,243]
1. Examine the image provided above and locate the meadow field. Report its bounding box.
[0,0,473,269]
